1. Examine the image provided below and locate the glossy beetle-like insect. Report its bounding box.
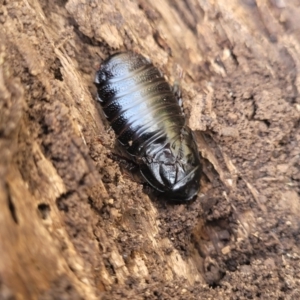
[94,52,201,201]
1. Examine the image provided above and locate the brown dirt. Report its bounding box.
[0,0,300,299]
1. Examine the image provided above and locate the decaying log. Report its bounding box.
[0,0,300,299]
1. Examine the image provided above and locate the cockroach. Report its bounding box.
[94,51,201,201]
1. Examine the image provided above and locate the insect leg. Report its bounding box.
[172,64,184,111]
[108,152,144,184]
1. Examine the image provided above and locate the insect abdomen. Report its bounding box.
[96,52,184,154]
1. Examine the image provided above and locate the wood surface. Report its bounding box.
[0,0,300,299]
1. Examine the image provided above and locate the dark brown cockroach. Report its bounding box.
[94,51,201,201]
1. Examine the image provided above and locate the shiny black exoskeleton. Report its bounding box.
[94,52,201,201]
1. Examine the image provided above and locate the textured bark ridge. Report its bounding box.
[0,0,300,299]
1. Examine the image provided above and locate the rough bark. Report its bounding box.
[0,0,300,299]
